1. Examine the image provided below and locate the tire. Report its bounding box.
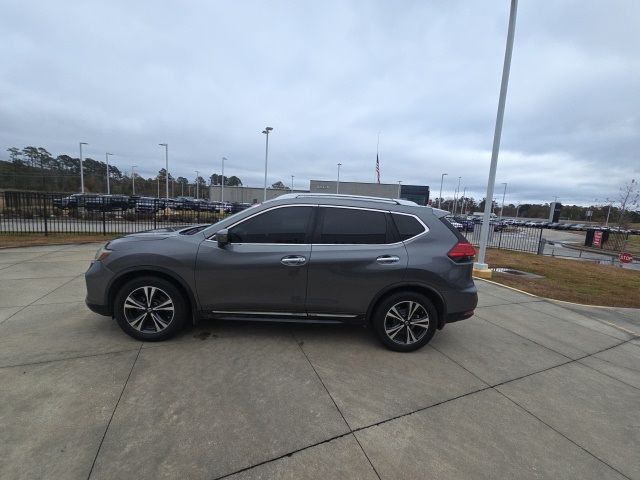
[372,292,438,352]
[114,276,188,341]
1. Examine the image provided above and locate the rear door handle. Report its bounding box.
[281,255,307,266]
[376,255,400,264]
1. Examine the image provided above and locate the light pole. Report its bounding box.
[159,143,169,198]
[336,163,342,193]
[397,181,402,198]
[500,182,507,219]
[79,142,88,193]
[475,0,518,272]
[453,176,461,214]
[105,152,113,194]
[291,175,295,191]
[262,126,273,201]
[438,173,448,209]
[605,198,612,226]
[221,157,227,202]
[195,170,200,199]
[460,187,467,215]
[131,165,137,195]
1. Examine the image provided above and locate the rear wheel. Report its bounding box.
[114,276,187,341]
[372,292,437,352]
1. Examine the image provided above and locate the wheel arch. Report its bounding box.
[107,267,197,323]
[366,283,447,329]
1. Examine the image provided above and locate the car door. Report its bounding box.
[305,206,408,318]
[195,205,316,315]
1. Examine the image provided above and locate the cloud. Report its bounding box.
[0,0,638,206]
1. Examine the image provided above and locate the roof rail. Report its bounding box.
[291,193,418,206]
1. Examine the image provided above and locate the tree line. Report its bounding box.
[1,146,243,198]
[435,186,639,225]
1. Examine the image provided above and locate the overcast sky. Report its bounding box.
[1,1,638,205]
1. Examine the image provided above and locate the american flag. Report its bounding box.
[375,153,380,184]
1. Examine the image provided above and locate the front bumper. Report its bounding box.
[84,260,115,317]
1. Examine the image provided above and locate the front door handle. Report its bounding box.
[376,255,400,264]
[281,255,307,266]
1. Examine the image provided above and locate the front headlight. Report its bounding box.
[94,244,112,262]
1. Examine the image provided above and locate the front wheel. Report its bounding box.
[372,292,437,352]
[114,276,188,341]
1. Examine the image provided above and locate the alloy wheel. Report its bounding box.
[123,286,175,333]
[383,300,429,345]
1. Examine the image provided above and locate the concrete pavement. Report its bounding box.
[0,243,638,479]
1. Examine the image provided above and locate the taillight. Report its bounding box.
[447,241,476,261]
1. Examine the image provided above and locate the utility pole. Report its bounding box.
[221,157,227,203]
[105,152,113,194]
[159,143,169,198]
[195,170,200,199]
[79,142,88,193]
[337,163,342,193]
[291,175,294,190]
[262,126,273,201]
[438,173,447,209]
[475,0,518,272]
[500,182,507,219]
[131,165,137,195]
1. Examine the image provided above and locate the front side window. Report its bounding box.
[228,206,313,244]
[317,207,390,244]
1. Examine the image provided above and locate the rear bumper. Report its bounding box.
[442,284,478,325]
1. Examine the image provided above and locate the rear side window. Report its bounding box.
[317,207,391,244]
[229,206,314,244]
[440,216,468,242]
[391,214,426,241]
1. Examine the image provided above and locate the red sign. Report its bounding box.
[593,231,603,247]
[619,252,633,264]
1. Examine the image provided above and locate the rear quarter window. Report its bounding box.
[391,213,426,241]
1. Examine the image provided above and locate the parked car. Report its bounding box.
[85,194,478,352]
[133,197,159,213]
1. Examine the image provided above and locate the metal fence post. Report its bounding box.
[498,228,503,249]
[102,210,106,236]
[153,200,157,230]
[43,193,48,237]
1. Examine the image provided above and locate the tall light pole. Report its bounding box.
[159,143,169,198]
[79,142,88,193]
[262,126,273,201]
[291,175,295,191]
[453,176,461,214]
[475,0,518,272]
[397,181,402,198]
[105,152,113,194]
[195,170,200,199]
[460,186,467,215]
[500,182,507,219]
[336,163,342,193]
[221,157,227,202]
[438,173,448,209]
[131,165,137,195]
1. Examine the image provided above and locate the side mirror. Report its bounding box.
[216,229,229,247]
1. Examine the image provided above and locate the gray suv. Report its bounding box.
[85,194,477,351]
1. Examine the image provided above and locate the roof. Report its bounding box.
[272,193,419,207]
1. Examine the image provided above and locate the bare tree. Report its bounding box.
[617,178,638,228]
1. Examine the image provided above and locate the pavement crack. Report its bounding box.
[494,389,633,480]
[86,343,143,480]
[289,329,382,479]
